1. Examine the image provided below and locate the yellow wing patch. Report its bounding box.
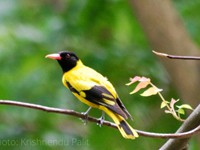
[103,98,115,105]
[102,93,114,100]
[80,91,86,97]
[102,93,116,105]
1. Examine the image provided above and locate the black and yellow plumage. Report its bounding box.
[46,51,138,139]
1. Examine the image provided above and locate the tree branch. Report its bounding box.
[160,104,200,150]
[0,100,199,139]
[153,50,200,60]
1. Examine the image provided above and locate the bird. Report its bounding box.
[45,51,138,139]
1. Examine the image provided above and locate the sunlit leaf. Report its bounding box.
[160,101,169,109]
[140,87,162,97]
[130,80,150,94]
[177,108,185,115]
[176,104,193,110]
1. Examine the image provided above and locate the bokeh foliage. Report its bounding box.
[0,0,199,149]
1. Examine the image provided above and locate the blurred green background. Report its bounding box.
[0,0,199,149]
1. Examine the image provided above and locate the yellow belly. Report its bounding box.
[73,93,99,109]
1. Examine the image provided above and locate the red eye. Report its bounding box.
[66,54,70,58]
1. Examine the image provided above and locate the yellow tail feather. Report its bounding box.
[118,119,139,139]
[102,107,139,139]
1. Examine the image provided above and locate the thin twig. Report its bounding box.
[152,50,200,60]
[0,100,199,139]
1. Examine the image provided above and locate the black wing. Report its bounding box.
[83,85,132,119]
[116,97,133,120]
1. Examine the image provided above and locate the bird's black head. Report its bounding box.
[46,51,79,72]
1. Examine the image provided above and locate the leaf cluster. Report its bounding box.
[127,76,193,122]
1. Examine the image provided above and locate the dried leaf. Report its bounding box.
[126,76,141,86]
[130,80,150,94]
[138,76,151,82]
[140,87,163,97]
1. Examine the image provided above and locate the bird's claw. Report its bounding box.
[80,107,92,125]
[81,112,89,125]
[97,112,105,127]
[97,117,104,127]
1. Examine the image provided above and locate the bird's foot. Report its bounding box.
[97,111,105,127]
[80,107,92,125]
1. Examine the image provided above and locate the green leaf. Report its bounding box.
[176,104,193,110]
[177,108,185,115]
[160,101,169,109]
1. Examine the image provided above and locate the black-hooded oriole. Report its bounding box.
[45,51,138,139]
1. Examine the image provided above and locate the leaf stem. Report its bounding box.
[149,83,184,121]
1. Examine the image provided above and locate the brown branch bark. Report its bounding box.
[130,0,200,107]
[0,100,199,139]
